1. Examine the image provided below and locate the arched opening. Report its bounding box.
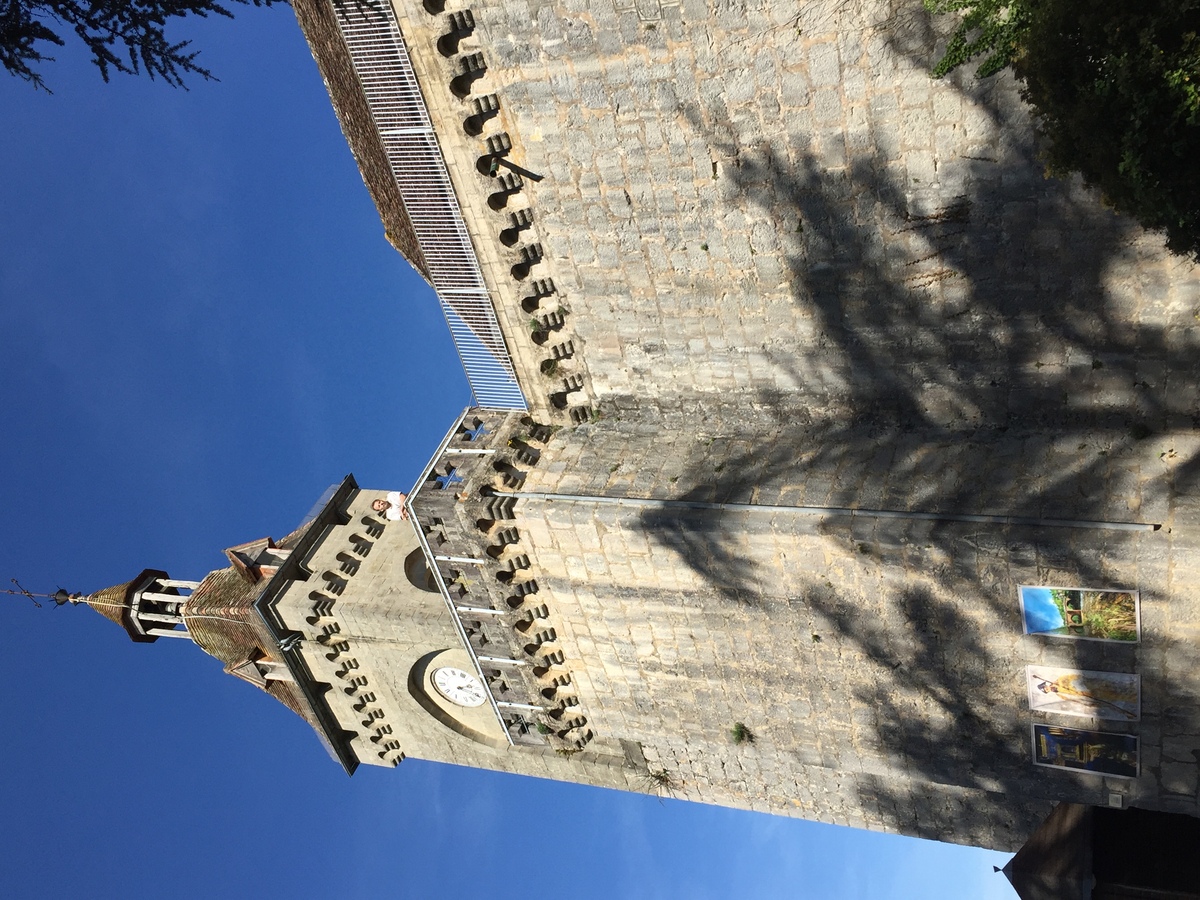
[404,548,439,593]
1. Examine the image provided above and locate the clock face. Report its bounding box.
[431,666,487,708]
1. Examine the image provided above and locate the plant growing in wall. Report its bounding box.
[730,722,755,745]
[642,766,679,797]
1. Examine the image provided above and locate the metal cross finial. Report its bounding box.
[5,578,78,609]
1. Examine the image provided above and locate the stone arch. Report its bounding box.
[404,548,439,593]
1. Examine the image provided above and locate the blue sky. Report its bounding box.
[0,9,1017,898]
[1020,587,1064,633]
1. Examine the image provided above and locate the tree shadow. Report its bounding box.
[629,6,1200,843]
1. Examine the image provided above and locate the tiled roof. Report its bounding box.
[291,0,429,279]
[183,566,324,735]
[86,579,138,629]
[183,566,263,665]
[276,522,315,551]
[264,680,320,727]
[84,570,166,643]
[182,571,324,734]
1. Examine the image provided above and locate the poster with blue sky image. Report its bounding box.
[1018,585,1140,643]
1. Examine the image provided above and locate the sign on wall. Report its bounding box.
[1032,724,1139,779]
[1025,666,1140,721]
[1018,585,1140,643]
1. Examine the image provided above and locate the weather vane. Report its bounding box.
[4,578,79,609]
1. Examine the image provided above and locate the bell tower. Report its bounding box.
[80,570,197,643]
[60,476,372,773]
[44,469,658,799]
[44,407,1200,855]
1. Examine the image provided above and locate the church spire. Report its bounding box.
[9,476,364,774]
[6,572,195,642]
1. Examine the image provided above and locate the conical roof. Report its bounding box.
[83,570,169,643]
[85,580,138,628]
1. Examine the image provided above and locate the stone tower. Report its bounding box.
[281,0,1200,850]
[82,473,653,787]
[79,0,1200,855]
[81,403,1200,854]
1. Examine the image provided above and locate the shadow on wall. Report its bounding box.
[637,8,1200,841]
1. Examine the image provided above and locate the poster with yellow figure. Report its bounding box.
[1025,666,1140,721]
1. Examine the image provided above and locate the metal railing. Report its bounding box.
[333,0,527,410]
[404,409,517,745]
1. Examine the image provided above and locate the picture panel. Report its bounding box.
[1025,666,1140,721]
[1032,724,1139,779]
[1018,585,1140,643]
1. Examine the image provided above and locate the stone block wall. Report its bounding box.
[374,0,1200,842]
[396,403,1200,850]
[389,0,1200,430]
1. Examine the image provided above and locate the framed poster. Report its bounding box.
[1032,724,1139,779]
[1018,585,1140,643]
[1025,666,1140,721]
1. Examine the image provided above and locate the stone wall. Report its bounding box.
[397,409,1047,848]
[387,0,1200,426]
[374,0,1200,840]
[400,407,1200,849]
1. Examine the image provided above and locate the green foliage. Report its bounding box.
[1049,588,1138,641]
[925,0,1031,78]
[1,0,281,91]
[1016,0,1200,258]
[1080,591,1138,641]
[926,0,1200,259]
[1049,588,1070,626]
[730,722,754,744]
